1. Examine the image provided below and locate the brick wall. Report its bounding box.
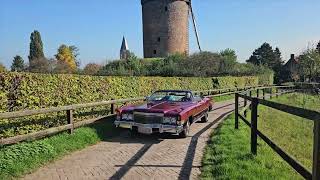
[142,0,189,58]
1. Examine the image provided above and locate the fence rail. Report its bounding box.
[0,97,145,119]
[0,85,295,146]
[195,85,295,98]
[1,85,278,146]
[235,87,320,180]
[0,96,145,145]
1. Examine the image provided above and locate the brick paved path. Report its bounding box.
[23,100,236,180]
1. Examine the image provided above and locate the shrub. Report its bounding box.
[0,72,272,137]
[0,63,7,72]
[83,63,103,75]
[99,52,274,78]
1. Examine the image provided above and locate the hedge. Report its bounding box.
[0,72,273,137]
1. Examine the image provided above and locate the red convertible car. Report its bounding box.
[114,90,213,138]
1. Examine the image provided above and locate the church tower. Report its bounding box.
[120,36,129,60]
[141,0,190,58]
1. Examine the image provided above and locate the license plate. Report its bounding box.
[138,126,152,134]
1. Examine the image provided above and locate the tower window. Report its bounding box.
[157,37,161,42]
[165,6,168,11]
[153,50,157,55]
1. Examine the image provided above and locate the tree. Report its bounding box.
[220,48,237,62]
[247,43,276,67]
[83,63,102,75]
[316,41,320,54]
[273,47,283,68]
[247,43,284,82]
[28,57,50,73]
[0,63,6,72]
[11,55,25,72]
[53,61,74,74]
[299,48,320,82]
[219,49,237,74]
[127,51,138,61]
[182,51,224,76]
[272,47,284,82]
[28,30,45,63]
[55,44,77,73]
[69,45,80,67]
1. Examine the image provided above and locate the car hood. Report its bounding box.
[123,101,195,114]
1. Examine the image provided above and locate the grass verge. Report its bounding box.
[202,92,319,179]
[201,114,302,180]
[212,94,234,102]
[0,117,118,179]
[257,93,319,169]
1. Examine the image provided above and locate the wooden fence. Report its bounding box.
[0,85,266,146]
[0,85,290,146]
[0,97,145,146]
[235,87,320,180]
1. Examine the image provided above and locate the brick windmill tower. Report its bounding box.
[141,0,201,58]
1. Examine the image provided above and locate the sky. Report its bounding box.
[0,0,320,68]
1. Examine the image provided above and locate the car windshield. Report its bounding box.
[148,91,192,102]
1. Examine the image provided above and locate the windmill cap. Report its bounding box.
[141,0,190,5]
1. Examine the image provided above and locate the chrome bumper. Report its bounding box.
[114,120,184,134]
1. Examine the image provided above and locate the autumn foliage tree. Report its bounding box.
[55,45,77,73]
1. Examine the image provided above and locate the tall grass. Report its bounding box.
[258,93,320,169]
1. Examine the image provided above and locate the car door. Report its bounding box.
[193,95,204,116]
[197,97,206,113]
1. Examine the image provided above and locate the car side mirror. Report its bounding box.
[145,96,150,101]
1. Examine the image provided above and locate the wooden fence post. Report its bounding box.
[67,109,73,134]
[312,120,320,180]
[257,89,259,98]
[244,93,247,117]
[111,99,115,114]
[235,93,239,129]
[249,90,253,110]
[251,98,258,155]
[263,89,266,100]
[270,88,273,99]
[276,88,279,98]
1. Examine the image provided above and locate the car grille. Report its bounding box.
[133,112,163,124]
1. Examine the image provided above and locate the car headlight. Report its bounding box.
[163,117,177,124]
[122,113,133,121]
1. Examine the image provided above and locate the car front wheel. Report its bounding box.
[201,111,209,123]
[179,121,190,138]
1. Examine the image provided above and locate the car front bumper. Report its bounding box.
[114,120,184,134]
